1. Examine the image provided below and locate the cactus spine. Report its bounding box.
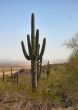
[21,13,46,90]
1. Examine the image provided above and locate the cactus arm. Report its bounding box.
[38,38,46,60]
[27,34,32,58]
[31,13,35,40]
[31,13,35,50]
[21,41,30,60]
[35,29,39,56]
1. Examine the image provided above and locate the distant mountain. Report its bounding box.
[0,59,66,68]
[0,59,30,68]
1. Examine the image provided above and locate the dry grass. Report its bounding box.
[0,63,78,109]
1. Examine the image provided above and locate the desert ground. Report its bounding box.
[0,63,78,110]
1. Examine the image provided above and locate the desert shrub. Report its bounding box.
[68,51,78,66]
[64,33,78,66]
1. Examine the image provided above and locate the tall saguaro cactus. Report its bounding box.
[21,13,46,90]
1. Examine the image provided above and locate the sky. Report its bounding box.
[0,0,78,62]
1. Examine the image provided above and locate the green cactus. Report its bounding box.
[37,57,42,82]
[16,73,18,84]
[3,71,4,82]
[21,13,46,90]
[37,44,42,81]
[46,61,50,79]
[11,67,12,77]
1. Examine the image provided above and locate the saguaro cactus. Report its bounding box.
[11,67,12,77]
[21,13,46,90]
[3,71,4,82]
[37,57,42,82]
[37,44,42,81]
[46,61,50,79]
[16,73,18,84]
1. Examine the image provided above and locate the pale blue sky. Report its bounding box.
[0,0,78,61]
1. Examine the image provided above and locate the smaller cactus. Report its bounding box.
[37,58,42,81]
[16,73,18,84]
[11,67,13,77]
[46,61,50,79]
[39,58,42,76]
[3,71,4,82]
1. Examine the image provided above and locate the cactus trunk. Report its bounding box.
[31,59,37,90]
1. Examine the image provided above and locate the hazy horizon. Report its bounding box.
[0,0,78,61]
[0,58,67,66]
